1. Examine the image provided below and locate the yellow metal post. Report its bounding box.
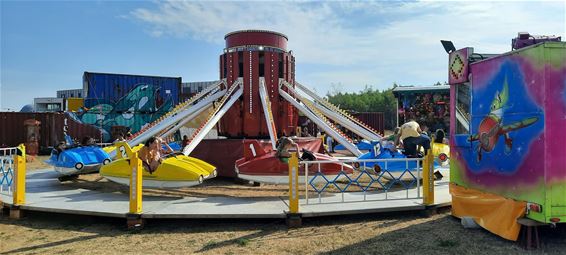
[13,144,26,205]
[129,152,142,214]
[422,149,435,205]
[288,152,299,214]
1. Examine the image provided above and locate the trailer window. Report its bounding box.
[455,83,471,134]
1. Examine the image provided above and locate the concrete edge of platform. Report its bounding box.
[300,204,426,218]
[2,194,452,220]
[428,201,452,209]
[141,213,287,219]
[5,204,127,218]
[1,202,452,220]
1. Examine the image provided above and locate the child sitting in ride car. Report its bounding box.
[138,136,174,174]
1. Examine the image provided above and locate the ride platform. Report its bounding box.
[1,169,450,219]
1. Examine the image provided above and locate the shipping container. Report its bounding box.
[66,97,84,112]
[83,72,181,108]
[0,112,102,154]
[81,72,182,138]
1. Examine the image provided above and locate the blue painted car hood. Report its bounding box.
[45,146,110,168]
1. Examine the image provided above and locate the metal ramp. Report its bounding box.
[158,85,226,139]
[294,82,382,141]
[182,79,244,155]
[108,80,227,158]
[259,77,278,150]
[279,80,362,156]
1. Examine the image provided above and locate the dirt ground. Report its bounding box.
[2,156,566,254]
[3,209,566,254]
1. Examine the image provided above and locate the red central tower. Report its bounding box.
[218,30,298,138]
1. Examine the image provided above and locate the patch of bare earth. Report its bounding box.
[3,210,566,254]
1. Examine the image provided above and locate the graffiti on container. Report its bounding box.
[76,84,173,140]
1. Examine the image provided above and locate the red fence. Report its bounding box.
[352,112,385,135]
[0,112,102,153]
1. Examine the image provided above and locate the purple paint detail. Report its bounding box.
[543,65,566,183]
[454,49,566,188]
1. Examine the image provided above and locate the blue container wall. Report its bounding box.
[83,72,181,108]
[79,72,181,140]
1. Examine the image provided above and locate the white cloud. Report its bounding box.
[130,0,565,93]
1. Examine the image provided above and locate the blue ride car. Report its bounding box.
[45,145,111,176]
[356,141,439,173]
[162,142,182,152]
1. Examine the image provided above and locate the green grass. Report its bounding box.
[235,238,250,246]
[203,240,218,249]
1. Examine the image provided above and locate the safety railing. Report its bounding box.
[287,149,435,210]
[0,147,17,194]
[0,145,26,206]
[301,157,423,204]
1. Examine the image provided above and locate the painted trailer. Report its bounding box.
[448,37,565,240]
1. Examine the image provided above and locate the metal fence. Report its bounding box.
[0,147,18,194]
[301,157,426,205]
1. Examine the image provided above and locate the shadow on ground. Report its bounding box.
[3,208,566,254]
[322,214,566,255]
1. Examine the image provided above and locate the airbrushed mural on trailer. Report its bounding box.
[450,42,566,225]
[76,84,173,140]
[467,78,538,163]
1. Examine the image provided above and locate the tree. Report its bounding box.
[327,84,398,129]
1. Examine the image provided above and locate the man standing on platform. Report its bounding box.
[396,120,431,157]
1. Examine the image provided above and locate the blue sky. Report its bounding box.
[1,0,564,111]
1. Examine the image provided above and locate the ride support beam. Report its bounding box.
[126,87,226,150]
[279,82,362,156]
[313,103,381,141]
[259,77,278,150]
[295,81,381,139]
[183,80,244,156]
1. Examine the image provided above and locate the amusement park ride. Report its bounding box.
[32,28,566,243]
[46,30,442,188]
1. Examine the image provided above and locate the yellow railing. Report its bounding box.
[422,149,435,205]
[129,152,143,214]
[288,152,299,214]
[13,144,26,206]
